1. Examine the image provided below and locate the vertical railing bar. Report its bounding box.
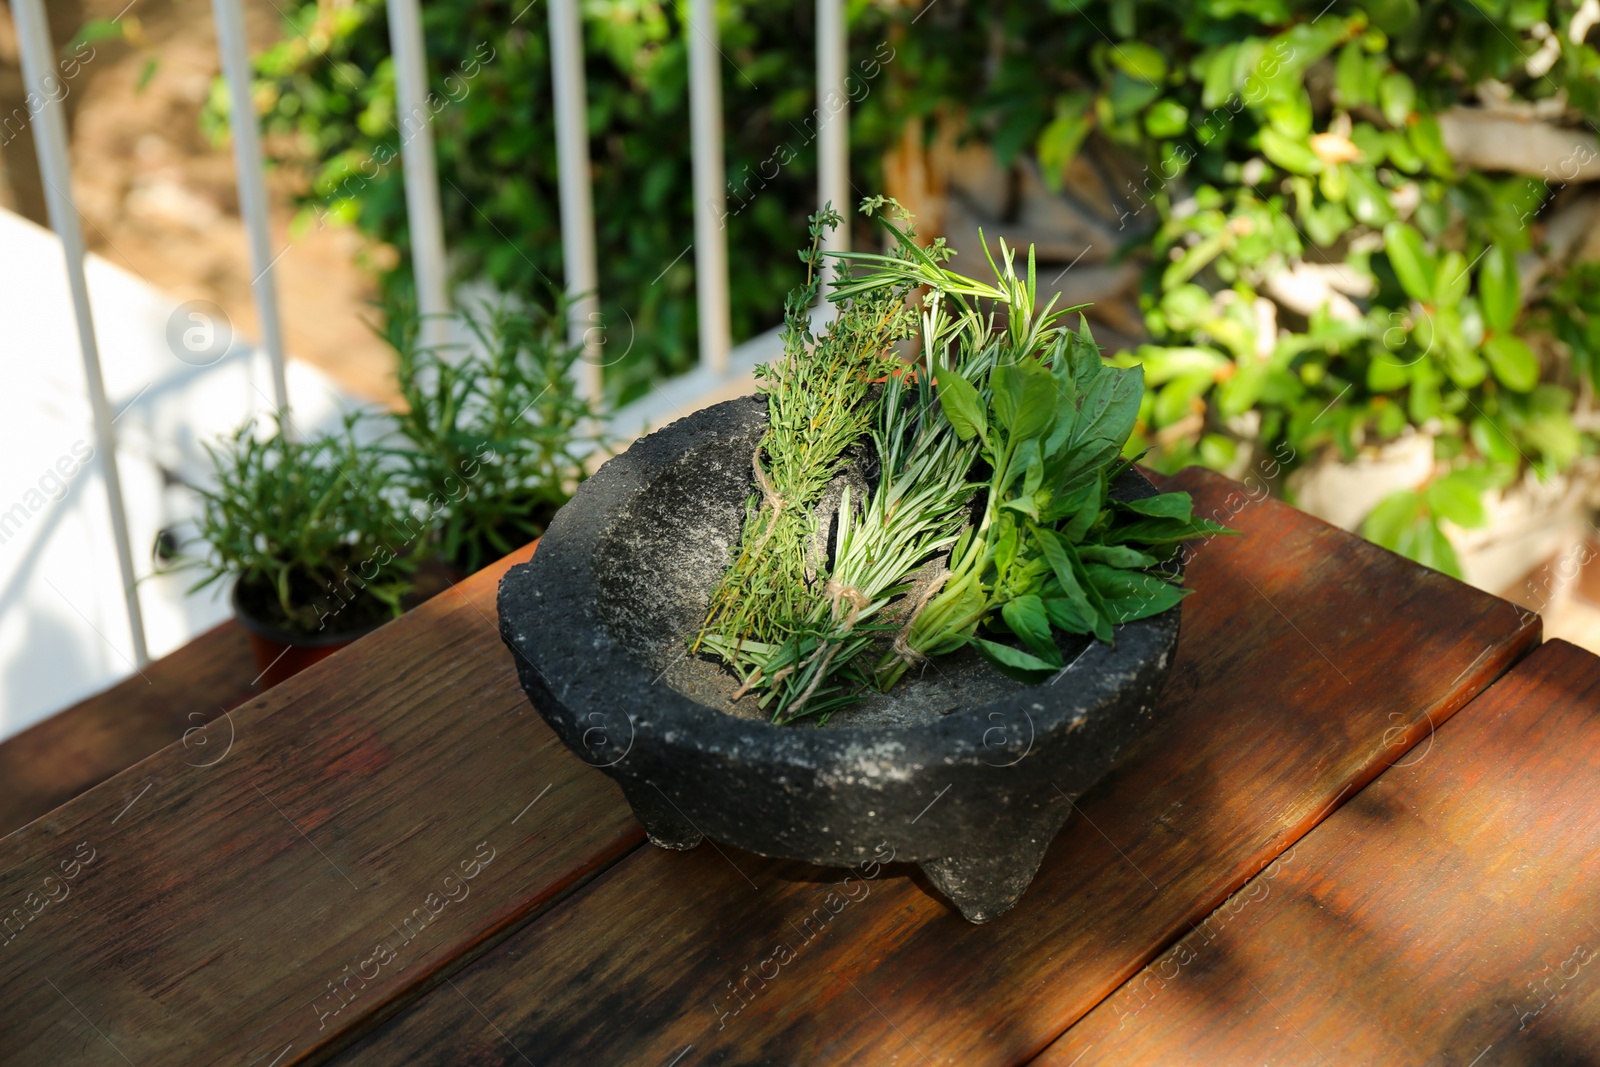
[688,0,731,378]
[213,0,291,421]
[549,0,603,407]
[816,0,848,296]
[11,0,150,666]
[387,0,452,348]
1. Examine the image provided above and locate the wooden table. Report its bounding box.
[4,467,1587,1066]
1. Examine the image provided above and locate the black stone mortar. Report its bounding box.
[497,395,1182,922]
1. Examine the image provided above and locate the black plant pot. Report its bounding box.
[498,396,1182,922]
[231,579,388,690]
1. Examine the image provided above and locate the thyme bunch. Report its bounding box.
[694,206,912,654]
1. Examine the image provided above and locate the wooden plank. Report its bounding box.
[0,542,646,1066]
[0,560,466,840]
[0,621,259,839]
[1036,637,1600,1066]
[330,467,1541,1067]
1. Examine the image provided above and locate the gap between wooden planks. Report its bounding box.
[1036,637,1600,1066]
[326,467,1541,1067]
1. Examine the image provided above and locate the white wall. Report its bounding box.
[0,208,355,740]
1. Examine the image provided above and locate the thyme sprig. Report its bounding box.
[694,206,912,653]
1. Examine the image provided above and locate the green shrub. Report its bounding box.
[385,300,599,574]
[188,416,418,636]
[884,0,1600,575]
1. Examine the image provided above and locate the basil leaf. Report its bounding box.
[1084,564,1190,623]
[972,637,1061,679]
[992,360,1023,431]
[1118,490,1195,519]
[1077,544,1159,568]
[937,365,987,442]
[1013,361,1061,441]
[1035,527,1112,642]
[1042,593,1098,635]
[1001,594,1061,663]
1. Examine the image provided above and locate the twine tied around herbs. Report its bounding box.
[889,566,950,669]
[781,580,870,719]
[823,579,869,631]
[743,447,789,565]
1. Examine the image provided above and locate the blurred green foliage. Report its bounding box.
[891,0,1600,576]
[214,0,1600,576]
[206,0,902,405]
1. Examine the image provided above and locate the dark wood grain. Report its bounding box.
[0,542,647,1066]
[0,620,260,840]
[0,559,468,841]
[330,467,1541,1067]
[1037,638,1600,1067]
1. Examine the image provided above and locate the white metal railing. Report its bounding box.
[11,0,149,665]
[11,0,850,672]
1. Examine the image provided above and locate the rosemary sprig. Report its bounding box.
[701,295,988,722]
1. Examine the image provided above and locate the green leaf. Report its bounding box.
[1479,244,1519,333]
[1001,594,1060,662]
[1367,353,1411,392]
[1077,544,1159,568]
[1144,98,1189,139]
[1434,252,1471,310]
[1384,222,1436,304]
[937,365,988,442]
[1200,44,1239,110]
[1345,167,1394,227]
[1396,515,1462,577]
[1379,70,1416,128]
[1042,594,1098,635]
[1360,489,1422,549]
[1002,492,1043,521]
[1038,92,1096,186]
[1424,474,1488,529]
[1034,526,1110,643]
[1483,334,1539,392]
[992,360,1023,431]
[1108,514,1231,544]
[972,637,1061,679]
[1013,360,1061,441]
[1260,127,1323,175]
[69,18,127,47]
[1109,42,1167,84]
[1366,0,1419,32]
[1472,416,1522,466]
[1049,362,1144,482]
[1120,491,1195,519]
[1265,90,1314,140]
[1409,113,1454,177]
[1107,71,1163,120]
[1084,564,1189,624]
[1335,43,1373,107]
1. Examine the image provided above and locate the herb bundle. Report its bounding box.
[695,207,913,652]
[696,200,1230,724]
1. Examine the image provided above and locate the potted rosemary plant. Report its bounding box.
[187,415,419,688]
[388,301,598,576]
[499,201,1227,921]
